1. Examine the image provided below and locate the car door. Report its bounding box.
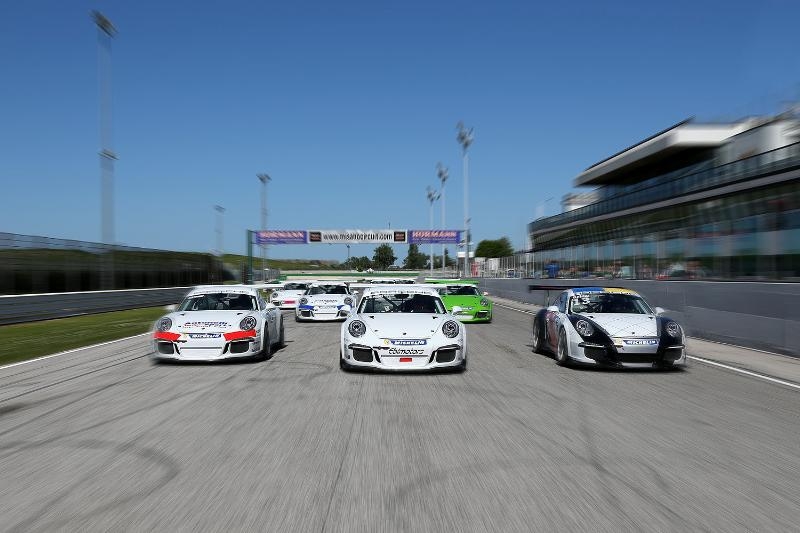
[545,292,566,350]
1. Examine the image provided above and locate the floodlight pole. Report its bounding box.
[257,173,271,281]
[93,11,117,289]
[426,186,439,277]
[457,122,473,278]
[214,205,225,257]
[437,162,449,276]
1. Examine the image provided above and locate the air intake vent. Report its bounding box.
[352,348,373,363]
[230,341,250,354]
[436,349,456,363]
[157,342,174,355]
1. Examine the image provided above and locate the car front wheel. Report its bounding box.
[556,328,570,366]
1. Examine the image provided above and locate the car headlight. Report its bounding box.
[348,320,367,337]
[575,319,594,337]
[157,317,172,331]
[344,297,353,306]
[300,297,308,305]
[442,320,459,338]
[665,321,681,337]
[480,298,489,307]
[240,316,257,331]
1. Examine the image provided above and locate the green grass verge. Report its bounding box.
[0,306,169,367]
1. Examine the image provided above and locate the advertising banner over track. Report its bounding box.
[408,230,462,244]
[254,229,464,244]
[307,229,407,244]
[255,230,307,245]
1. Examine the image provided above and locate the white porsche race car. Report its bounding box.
[531,286,686,369]
[269,281,312,309]
[295,282,356,322]
[152,285,284,362]
[340,285,467,372]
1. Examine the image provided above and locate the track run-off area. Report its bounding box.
[1,304,798,532]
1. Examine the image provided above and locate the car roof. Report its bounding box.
[569,287,641,297]
[187,285,258,296]
[360,285,439,297]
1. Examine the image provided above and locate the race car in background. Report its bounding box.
[295,282,357,321]
[531,287,685,369]
[340,285,467,372]
[152,285,284,362]
[269,281,312,309]
[435,283,492,323]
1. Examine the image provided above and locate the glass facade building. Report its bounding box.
[528,118,800,281]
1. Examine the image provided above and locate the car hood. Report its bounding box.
[359,314,442,338]
[171,311,257,331]
[579,313,658,337]
[304,295,350,305]
[441,295,486,308]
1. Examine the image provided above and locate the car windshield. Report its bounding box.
[358,293,445,314]
[307,285,348,295]
[439,286,480,297]
[178,292,257,311]
[569,293,653,315]
[283,283,308,291]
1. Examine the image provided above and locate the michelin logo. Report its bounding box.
[389,339,427,346]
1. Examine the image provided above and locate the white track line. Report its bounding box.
[688,356,800,390]
[0,333,149,371]
[495,301,800,390]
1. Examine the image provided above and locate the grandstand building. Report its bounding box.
[528,115,800,280]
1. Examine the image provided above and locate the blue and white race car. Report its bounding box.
[295,282,356,322]
[340,285,467,372]
[531,287,686,369]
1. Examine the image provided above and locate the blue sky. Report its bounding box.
[2,0,799,261]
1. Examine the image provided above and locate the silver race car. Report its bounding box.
[532,287,685,368]
[152,285,284,362]
[269,281,312,310]
[340,285,467,372]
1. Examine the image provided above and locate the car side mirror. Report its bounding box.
[547,305,559,312]
[164,304,177,312]
[451,306,463,315]
[352,290,359,296]
[654,306,665,316]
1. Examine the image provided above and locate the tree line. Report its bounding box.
[341,237,515,272]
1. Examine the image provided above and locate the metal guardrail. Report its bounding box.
[479,278,800,357]
[0,287,192,326]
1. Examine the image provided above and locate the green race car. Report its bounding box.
[435,284,492,323]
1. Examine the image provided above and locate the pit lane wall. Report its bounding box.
[479,278,800,357]
[0,287,192,326]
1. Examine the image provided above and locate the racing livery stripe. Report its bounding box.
[223,329,257,341]
[153,331,181,342]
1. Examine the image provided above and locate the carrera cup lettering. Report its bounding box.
[387,348,425,355]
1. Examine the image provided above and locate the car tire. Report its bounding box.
[556,328,571,366]
[259,332,272,361]
[339,351,352,372]
[532,318,545,354]
[277,321,285,349]
[294,314,301,322]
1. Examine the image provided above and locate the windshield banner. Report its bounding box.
[408,230,462,244]
[255,230,307,244]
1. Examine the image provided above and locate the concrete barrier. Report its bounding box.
[0,287,192,326]
[479,278,800,357]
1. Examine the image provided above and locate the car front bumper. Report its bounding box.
[341,342,465,371]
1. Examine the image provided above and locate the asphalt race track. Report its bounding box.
[1,306,798,532]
